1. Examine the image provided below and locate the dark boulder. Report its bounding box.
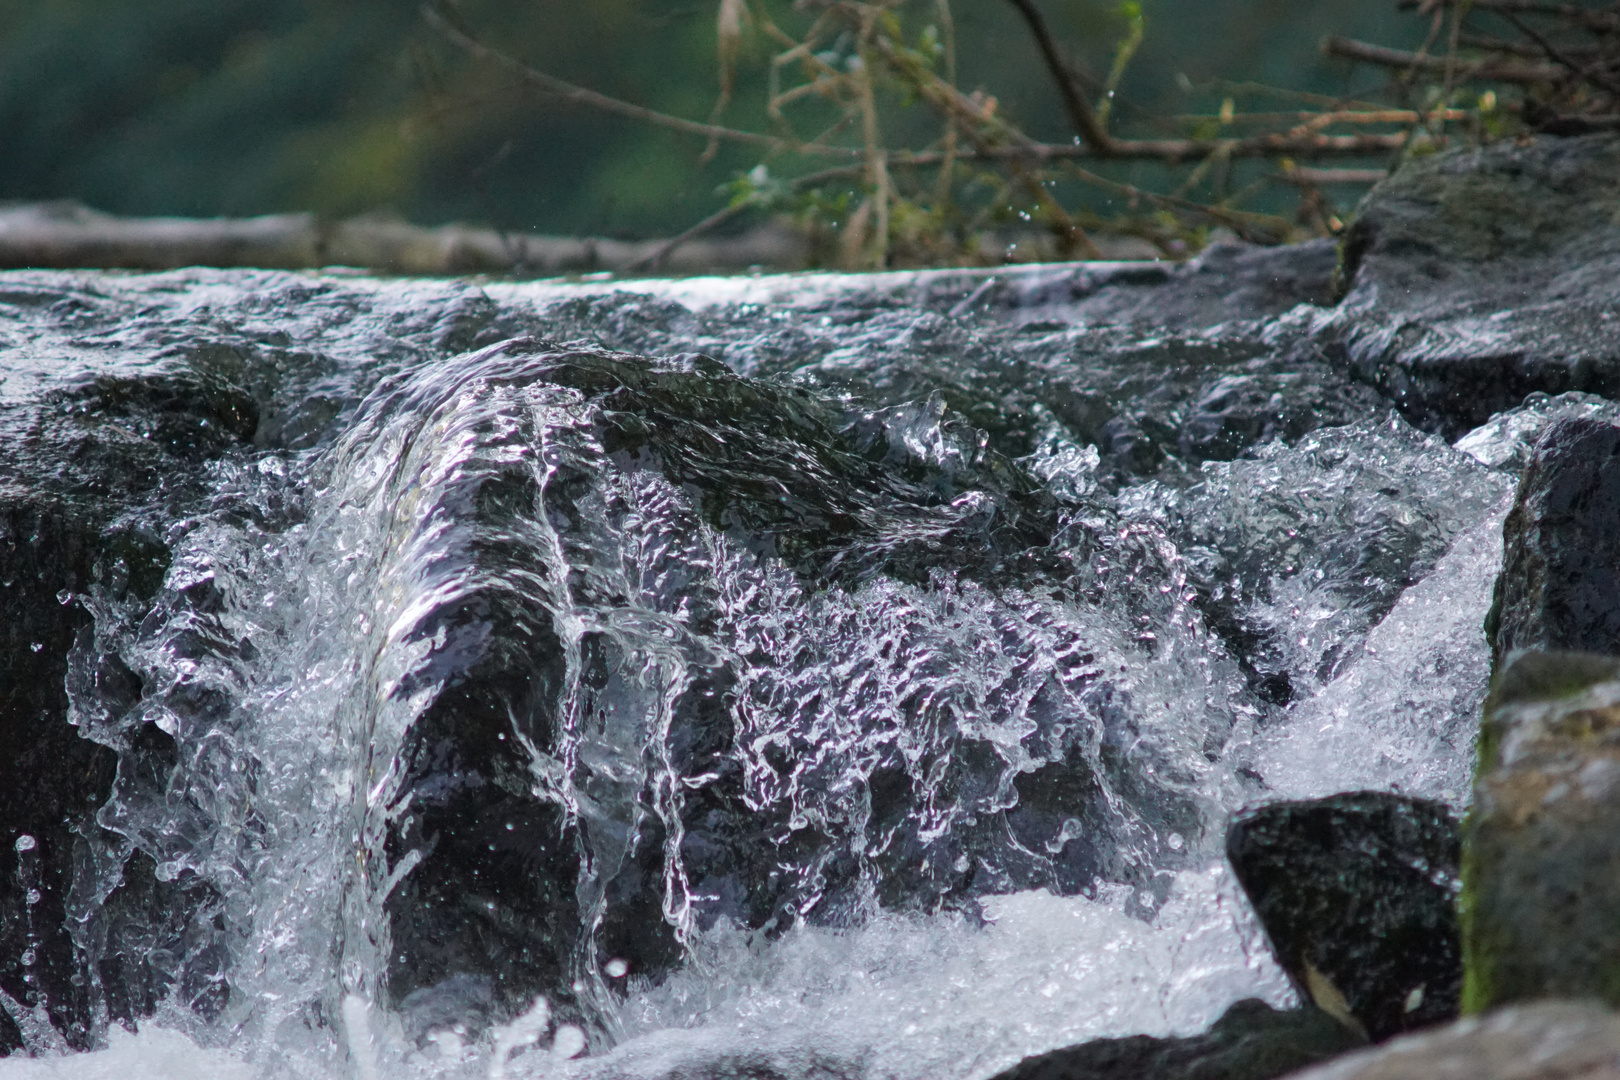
[1225,792,1461,1042]
[1486,417,1620,670]
[986,998,1362,1080]
[1325,133,1620,437]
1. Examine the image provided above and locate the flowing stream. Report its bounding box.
[0,264,1540,1079]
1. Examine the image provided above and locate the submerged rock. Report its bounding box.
[1280,999,1620,1080]
[1326,133,1620,436]
[986,998,1361,1080]
[1463,650,1620,1012]
[1486,418,1620,668]
[1226,793,1461,1041]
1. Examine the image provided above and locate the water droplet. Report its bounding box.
[604,958,629,978]
[14,835,36,852]
[25,889,40,905]
[552,1024,587,1058]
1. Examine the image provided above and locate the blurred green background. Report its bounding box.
[0,0,1424,237]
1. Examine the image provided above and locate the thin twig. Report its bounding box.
[428,5,1427,166]
[1059,161,1294,243]
[422,4,859,159]
[620,200,754,273]
[1323,35,1565,82]
[941,130,1418,162]
[1201,81,1393,112]
[1459,30,1595,57]
[1277,167,1391,185]
[1499,9,1620,94]
[1170,108,1468,126]
[870,32,1102,257]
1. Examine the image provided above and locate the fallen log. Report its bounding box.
[0,202,813,276]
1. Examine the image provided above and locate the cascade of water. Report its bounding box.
[0,275,1529,1080]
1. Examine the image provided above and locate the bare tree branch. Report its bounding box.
[1323,35,1566,82]
[1001,0,1116,154]
[921,130,1419,163]
[1497,9,1620,94]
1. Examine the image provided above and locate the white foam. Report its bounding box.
[0,1027,250,1080]
[567,866,1293,1080]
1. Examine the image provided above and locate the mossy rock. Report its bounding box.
[1463,649,1620,1012]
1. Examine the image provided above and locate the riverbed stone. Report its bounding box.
[1462,650,1620,1012]
[1485,419,1620,669]
[1323,133,1620,437]
[1226,793,1461,1041]
[1277,999,1620,1080]
[987,999,1363,1080]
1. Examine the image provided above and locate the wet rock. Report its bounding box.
[1462,650,1620,1011]
[646,239,1339,338]
[1226,793,1462,1041]
[0,262,1541,1062]
[369,341,1208,1013]
[1280,999,1620,1080]
[0,356,260,1048]
[986,999,1362,1080]
[1326,133,1620,436]
[1485,418,1620,668]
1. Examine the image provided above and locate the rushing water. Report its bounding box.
[0,264,1541,1078]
